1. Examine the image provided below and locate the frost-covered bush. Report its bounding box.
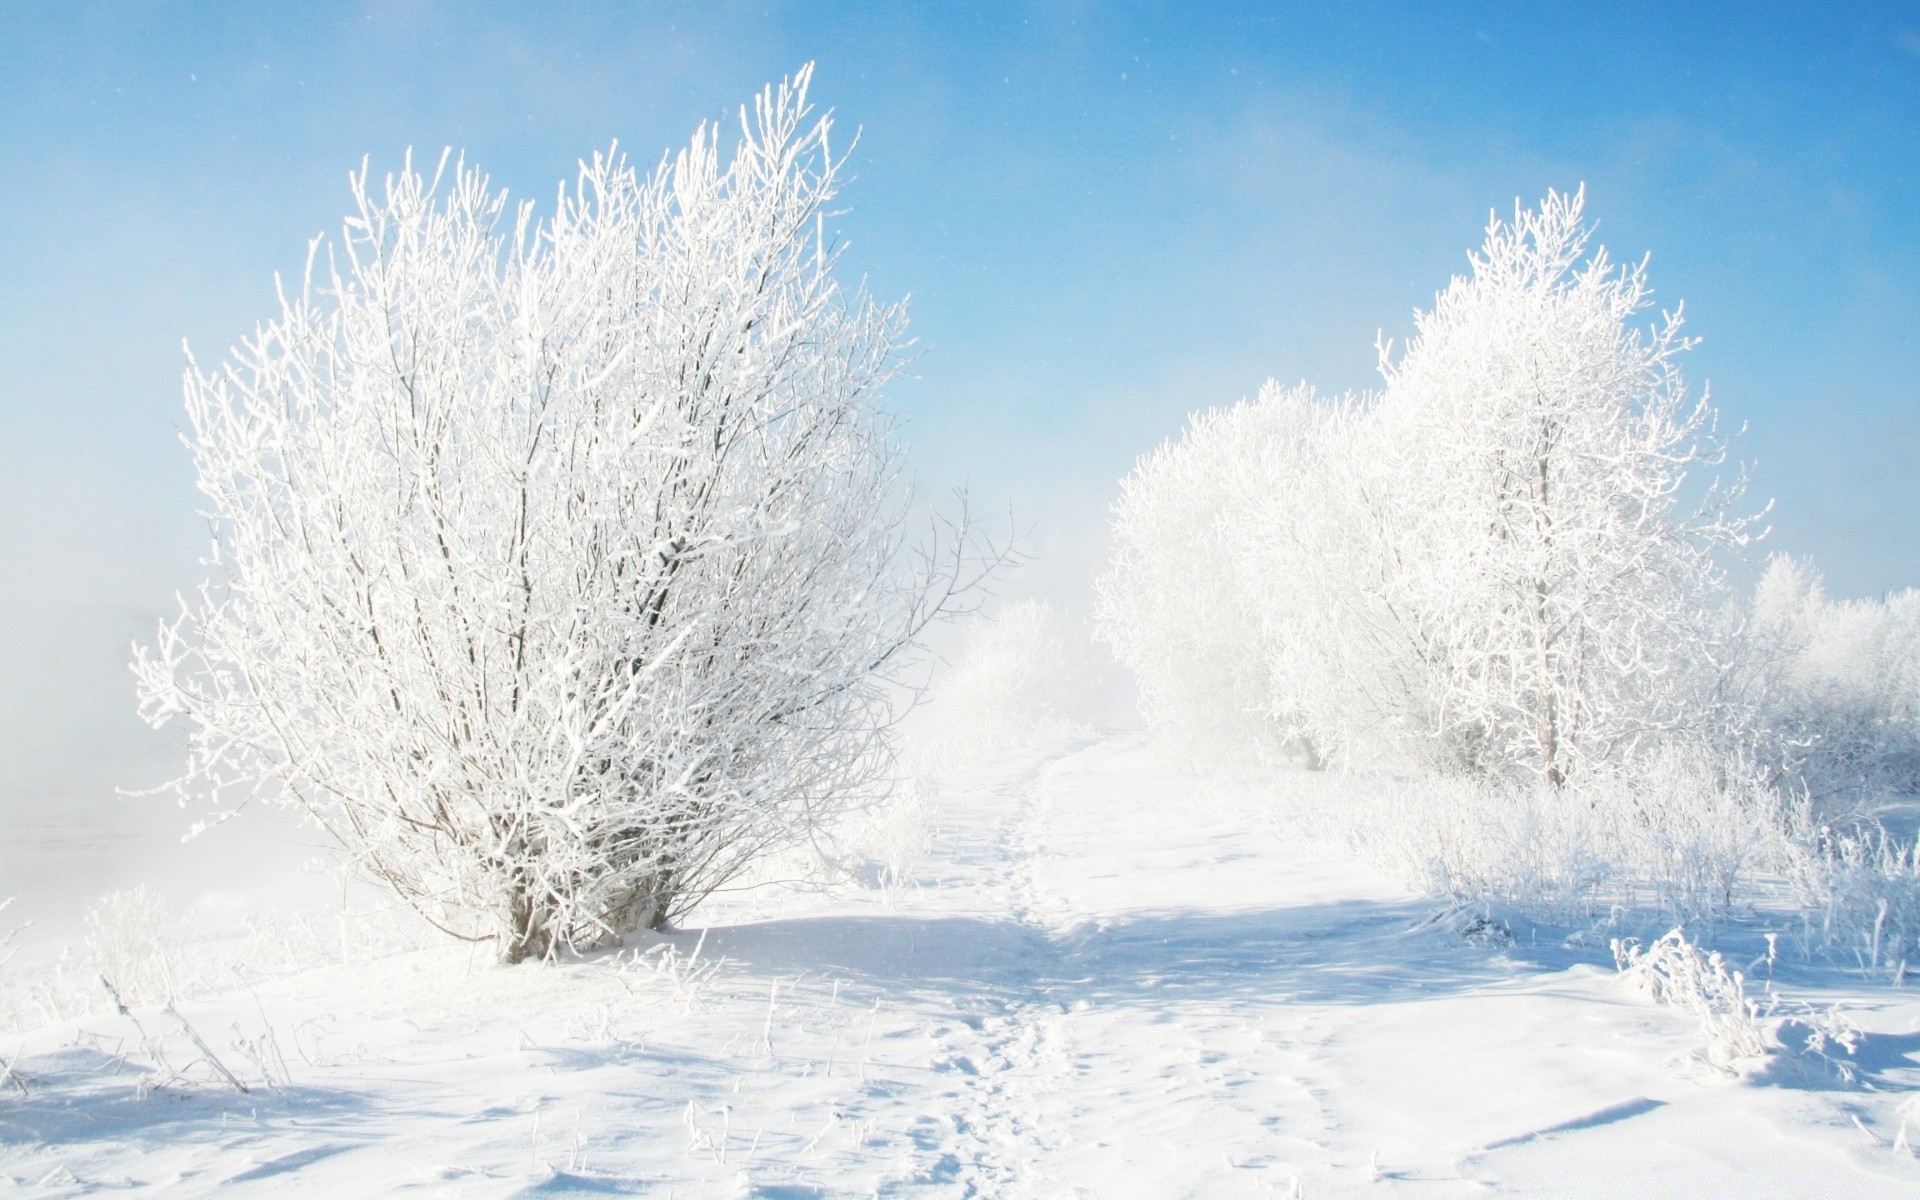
[1272,750,1790,933]
[1095,396,1277,763]
[1790,827,1920,978]
[1318,773,1610,918]
[1620,750,1792,937]
[2,887,443,1034]
[803,770,939,898]
[85,887,186,1006]
[1098,190,1754,786]
[1096,386,1359,766]
[135,69,989,962]
[1748,555,1920,803]
[1613,928,1768,1072]
[1734,557,1920,976]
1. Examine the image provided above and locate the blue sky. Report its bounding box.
[0,2,1916,793]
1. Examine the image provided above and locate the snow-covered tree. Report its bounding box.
[1352,188,1756,784]
[1099,190,1757,785]
[1748,556,1920,801]
[136,69,989,962]
[1096,396,1285,762]
[1095,384,1358,766]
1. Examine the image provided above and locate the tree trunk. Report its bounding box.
[499,884,550,965]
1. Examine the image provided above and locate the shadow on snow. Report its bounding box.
[687,896,1519,1011]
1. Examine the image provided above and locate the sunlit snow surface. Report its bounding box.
[3,734,1918,1196]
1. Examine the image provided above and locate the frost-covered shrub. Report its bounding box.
[1734,556,1920,976]
[85,887,186,1006]
[1748,556,1920,803]
[1,887,448,1035]
[1362,774,1609,918]
[808,772,938,898]
[1098,190,1754,786]
[1263,773,1583,916]
[1621,751,1791,937]
[1613,928,1768,1072]
[1273,751,1790,932]
[1790,827,1920,978]
[1095,393,1323,764]
[135,70,990,962]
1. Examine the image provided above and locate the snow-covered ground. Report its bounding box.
[4,734,1919,1196]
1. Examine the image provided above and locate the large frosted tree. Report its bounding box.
[1099,190,1756,785]
[1362,189,1754,784]
[136,69,985,962]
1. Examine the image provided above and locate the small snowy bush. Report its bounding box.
[1273,751,1790,933]
[1623,750,1790,937]
[1281,772,1609,919]
[1790,826,1920,978]
[3,885,452,1035]
[768,771,938,902]
[1613,927,1768,1072]
[85,887,187,1006]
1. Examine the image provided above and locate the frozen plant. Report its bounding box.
[1790,824,1920,979]
[85,887,187,1007]
[1767,1002,1863,1086]
[1099,189,1758,786]
[814,770,936,897]
[1747,555,1920,803]
[1274,771,1611,920]
[1096,387,1359,767]
[232,892,437,979]
[619,931,723,1015]
[1618,748,1789,937]
[1359,189,1757,785]
[1613,927,1768,1072]
[136,67,996,962]
[1269,748,1790,933]
[1095,393,1283,764]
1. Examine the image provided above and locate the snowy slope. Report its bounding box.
[3,734,1918,1196]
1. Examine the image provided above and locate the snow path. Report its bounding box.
[4,734,1919,1196]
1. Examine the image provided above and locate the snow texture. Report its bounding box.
[4,734,1917,1197]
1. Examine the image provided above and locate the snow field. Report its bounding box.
[3,734,1919,1196]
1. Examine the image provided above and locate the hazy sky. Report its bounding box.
[1,1,1916,804]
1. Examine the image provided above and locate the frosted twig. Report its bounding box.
[98,974,177,1087]
[163,1003,249,1094]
